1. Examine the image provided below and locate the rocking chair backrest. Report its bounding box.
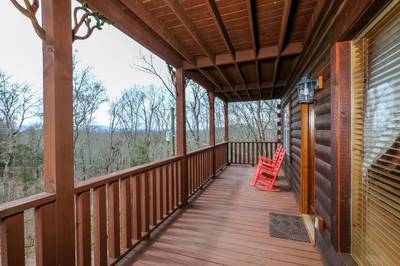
[272,145,283,162]
[273,148,286,174]
[261,144,282,164]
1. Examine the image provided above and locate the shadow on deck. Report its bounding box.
[117,166,323,266]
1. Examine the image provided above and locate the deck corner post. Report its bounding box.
[176,68,188,205]
[41,0,75,264]
[224,101,229,165]
[277,103,282,143]
[208,91,216,178]
[300,104,309,214]
[330,41,352,253]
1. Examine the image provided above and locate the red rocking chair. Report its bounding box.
[258,144,283,169]
[252,148,286,192]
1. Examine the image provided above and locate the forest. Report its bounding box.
[0,51,279,204]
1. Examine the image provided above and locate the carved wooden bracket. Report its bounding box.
[10,0,46,40]
[72,3,111,42]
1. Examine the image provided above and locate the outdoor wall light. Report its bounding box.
[297,74,319,104]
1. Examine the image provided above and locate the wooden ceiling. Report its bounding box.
[85,0,320,102]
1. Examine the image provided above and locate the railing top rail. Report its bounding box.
[187,145,214,156]
[75,155,182,193]
[228,141,280,143]
[0,192,56,219]
[214,142,228,148]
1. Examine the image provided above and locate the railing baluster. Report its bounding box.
[0,212,25,266]
[187,157,191,195]
[132,175,142,241]
[156,167,163,221]
[229,143,232,164]
[195,155,199,189]
[201,152,204,183]
[239,142,243,164]
[120,177,132,250]
[108,181,120,259]
[150,170,157,226]
[251,142,255,165]
[176,161,180,206]
[141,172,150,233]
[94,185,107,266]
[35,202,56,266]
[165,164,171,214]
[234,142,237,164]
[247,142,250,164]
[171,162,175,209]
[188,157,191,195]
[76,191,91,266]
[268,142,272,158]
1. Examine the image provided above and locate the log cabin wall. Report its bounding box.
[282,1,391,265]
[283,50,335,260]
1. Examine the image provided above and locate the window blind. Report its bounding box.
[283,104,290,156]
[352,4,400,265]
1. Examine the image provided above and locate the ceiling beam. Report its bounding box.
[206,0,250,100]
[183,43,303,69]
[304,0,326,44]
[246,0,261,99]
[164,0,241,99]
[220,80,286,92]
[83,0,182,67]
[119,0,231,99]
[164,0,213,60]
[119,0,194,63]
[225,94,281,103]
[271,0,292,97]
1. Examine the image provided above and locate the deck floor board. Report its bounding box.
[118,166,323,266]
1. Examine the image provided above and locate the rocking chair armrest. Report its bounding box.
[260,169,274,178]
[258,161,274,169]
[259,164,275,172]
[259,157,274,163]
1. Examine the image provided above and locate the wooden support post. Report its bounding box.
[277,104,282,143]
[224,101,229,142]
[224,101,229,164]
[331,41,351,252]
[176,68,188,205]
[300,104,309,214]
[41,0,75,264]
[209,91,216,177]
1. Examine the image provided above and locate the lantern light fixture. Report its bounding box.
[297,74,319,104]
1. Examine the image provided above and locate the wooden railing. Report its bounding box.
[0,192,56,265]
[229,141,280,165]
[74,155,183,265]
[0,144,230,265]
[187,146,214,196]
[215,142,228,172]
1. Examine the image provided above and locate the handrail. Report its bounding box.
[214,141,228,147]
[0,192,56,219]
[75,155,182,193]
[228,141,279,143]
[0,144,231,265]
[228,141,279,165]
[187,145,214,156]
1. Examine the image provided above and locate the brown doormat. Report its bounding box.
[269,213,310,242]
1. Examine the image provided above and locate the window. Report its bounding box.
[352,3,400,265]
[282,103,290,156]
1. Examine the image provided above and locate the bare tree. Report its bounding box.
[72,56,108,180]
[133,50,177,100]
[215,98,225,143]
[186,80,209,149]
[0,71,39,200]
[229,100,279,141]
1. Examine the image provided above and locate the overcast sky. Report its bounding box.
[0,0,166,126]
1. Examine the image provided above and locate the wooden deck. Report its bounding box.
[118,166,323,266]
